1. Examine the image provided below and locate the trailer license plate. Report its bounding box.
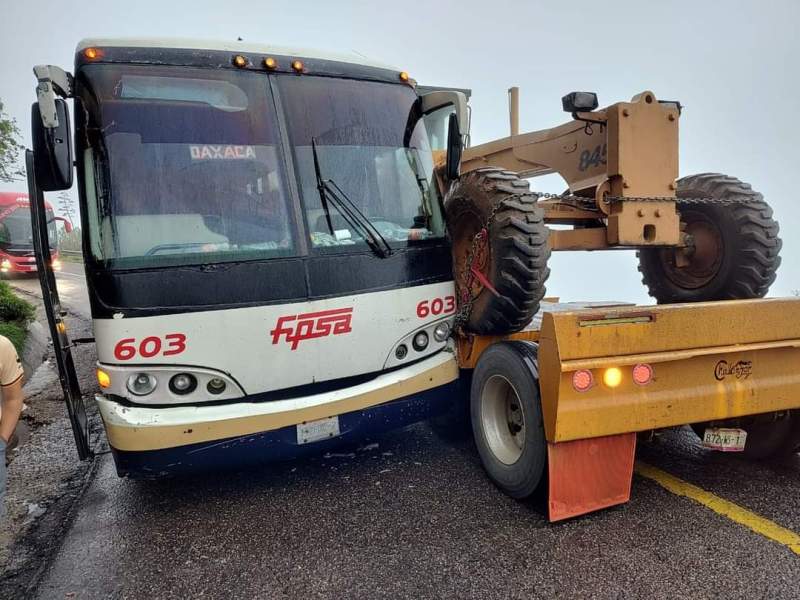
[702,427,747,452]
[297,416,340,445]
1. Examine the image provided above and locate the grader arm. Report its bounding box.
[460,90,682,250]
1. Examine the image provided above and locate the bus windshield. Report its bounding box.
[0,206,56,249]
[78,65,295,269]
[276,75,445,252]
[78,64,445,269]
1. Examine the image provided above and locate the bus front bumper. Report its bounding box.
[96,351,460,477]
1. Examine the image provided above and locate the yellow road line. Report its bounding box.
[635,462,800,556]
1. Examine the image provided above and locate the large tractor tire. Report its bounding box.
[638,173,781,303]
[444,168,550,335]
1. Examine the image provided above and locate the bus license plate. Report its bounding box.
[702,428,747,452]
[297,416,340,445]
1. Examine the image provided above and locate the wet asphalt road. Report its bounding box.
[15,266,800,599]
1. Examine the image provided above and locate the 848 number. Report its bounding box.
[113,333,187,361]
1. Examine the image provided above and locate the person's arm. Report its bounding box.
[0,336,24,443]
[0,377,23,443]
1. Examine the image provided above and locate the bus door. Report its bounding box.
[27,65,92,460]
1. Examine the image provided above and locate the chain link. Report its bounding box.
[530,190,761,207]
[452,189,760,330]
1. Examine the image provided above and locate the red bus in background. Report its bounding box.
[0,191,70,277]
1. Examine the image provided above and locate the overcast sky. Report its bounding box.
[1,0,798,302]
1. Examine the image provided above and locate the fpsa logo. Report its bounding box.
[270,307,353,350]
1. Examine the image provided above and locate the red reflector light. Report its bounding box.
[633,363,653,386]
[572,369,594,392]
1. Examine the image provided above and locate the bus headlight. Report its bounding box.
[169,373,197,395]
[412,331,429,352]
[127,373,157,396]
[207,377,227,395]
[433,322,451,342]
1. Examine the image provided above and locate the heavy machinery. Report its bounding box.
[441,88,793,519]
[27,39,799,521]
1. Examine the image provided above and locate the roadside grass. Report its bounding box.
[0,281,35,354]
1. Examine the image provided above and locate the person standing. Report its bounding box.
[0,335,24,518]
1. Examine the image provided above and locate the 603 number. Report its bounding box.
[416,296,456,318]
[113,333,187,361]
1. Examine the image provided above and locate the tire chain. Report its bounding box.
[452,190,759,330]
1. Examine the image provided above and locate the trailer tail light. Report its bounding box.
[572,369,594,392]
[633,363,654,386]
[603,367,623,388]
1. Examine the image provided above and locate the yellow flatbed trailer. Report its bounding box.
[458,297,800,521]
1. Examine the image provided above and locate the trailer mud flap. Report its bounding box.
[548,432,636,521]
[26,150,92,460]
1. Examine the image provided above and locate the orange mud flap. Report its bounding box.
[547,432,637,522]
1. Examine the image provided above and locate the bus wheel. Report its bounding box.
[691,412,800,460]
[471,341,546,499]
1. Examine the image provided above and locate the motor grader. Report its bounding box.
[437,87,795,519]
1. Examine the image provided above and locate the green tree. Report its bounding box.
[0,99,24,183]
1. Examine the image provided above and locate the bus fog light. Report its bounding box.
[127,373,157,396]
[412,331,429,351]
[169,373,197,395]
[433,322,450,342]
[207,377,227,395]
[633,363,654,386]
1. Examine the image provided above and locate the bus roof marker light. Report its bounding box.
[232,54,249,68]
[264,57,278,70]
[84,47,103,60]
[291,60,304,73]
[399,71,410,82]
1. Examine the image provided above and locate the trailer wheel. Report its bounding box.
[445,168,550,335]
[691,412,800,460]
[471,341,547,499]
[638,173,781,303]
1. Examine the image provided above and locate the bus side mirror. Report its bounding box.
[445,113,461,181]
[53,216,73,233]
[31,99,73,191]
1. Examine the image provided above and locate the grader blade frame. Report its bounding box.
[460,89,682,251]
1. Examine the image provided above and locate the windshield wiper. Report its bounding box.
[311,138,392,258]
